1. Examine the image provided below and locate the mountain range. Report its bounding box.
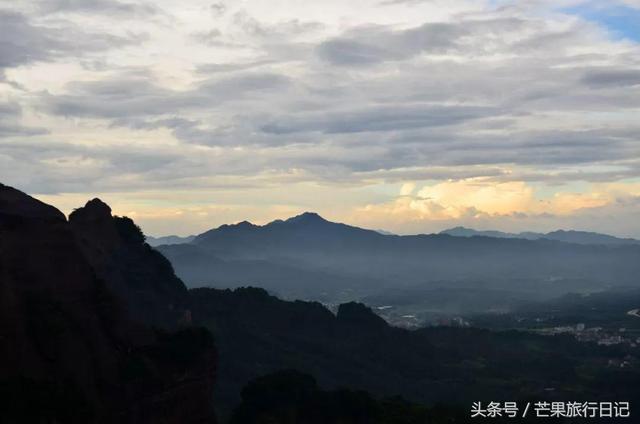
[155,221,640,247]
[157,212,640,312]
[440,226,640,245]
[147,234,196,247]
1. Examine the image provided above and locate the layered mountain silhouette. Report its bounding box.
[0,183,217,423]
[158,212,640,303]
[440,226,640,246]
[3,183,640,424]
[147,234,195,247]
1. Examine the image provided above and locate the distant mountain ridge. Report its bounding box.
[440,226,640,245]
[191,212,384,255]
[157,212,640,303]
[155,215,639,249]
[147,234,195,246]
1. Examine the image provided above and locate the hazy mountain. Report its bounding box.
[158,241,381,301]
[158,213,393,298]
[159,213,640,305]
[191,212,385,257]
[0,183,217,423]
[544,229,640,245]
[441,226,640,245]
[147,234,196,247]
[439,226,527,239]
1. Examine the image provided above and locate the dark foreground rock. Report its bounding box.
[0,183,217,424]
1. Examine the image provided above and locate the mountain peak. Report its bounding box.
[69,198,112,223]
[285,212,327,224]
[237,220,255,227]
[440,226,491,237]
[221,220,257,230]
[444,226,469,232]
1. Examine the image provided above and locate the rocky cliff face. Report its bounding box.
[0,183,217,423]
[69,198,190,329]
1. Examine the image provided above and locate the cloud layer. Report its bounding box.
[1,0,639,236]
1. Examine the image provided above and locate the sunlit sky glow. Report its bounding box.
[1,0,639,237]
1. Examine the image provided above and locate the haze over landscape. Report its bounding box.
[1,0,640,237]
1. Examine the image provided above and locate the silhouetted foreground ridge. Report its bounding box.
[0,183,217,424]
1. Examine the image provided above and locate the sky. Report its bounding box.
[1,0,639,237]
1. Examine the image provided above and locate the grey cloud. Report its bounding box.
[0,10,144,71]
[261,104,497,134]
[0,135,291,194]
[0,123,48,138]
[111,117,233,146]
[503,168,640,185]
[45,71,289,120]
[459,131,636,167]
[511,31,586,57]
[0,101,48,137]
[110,117,197,131]
[0,11,56,69]
[0,138,183,194]
[0,139,172,172]
[316,23,462,66]
[581,69,640,87]
[317,39,400,66]
[195,59,276,74]
[36,0,160,16]
[113,116,291,147]
[199,72,290,96]
[44,78,188,118]
[316,18,524,66]
[0,102,20,117]
[232,11,324,40]
[210,2,227,16]
[251,123,637,179]
[354,166,509,183]
[191,29,223,45]
[311,125,640,177]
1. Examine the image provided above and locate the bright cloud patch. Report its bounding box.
[353,179,640,236]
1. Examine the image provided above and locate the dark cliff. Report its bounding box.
[0,183,216,423]
[69,198,190,329]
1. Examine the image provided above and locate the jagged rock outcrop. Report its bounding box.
[0,183,217,423]
[69,198,190,329]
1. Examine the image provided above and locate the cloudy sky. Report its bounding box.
[1,0,639,237]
